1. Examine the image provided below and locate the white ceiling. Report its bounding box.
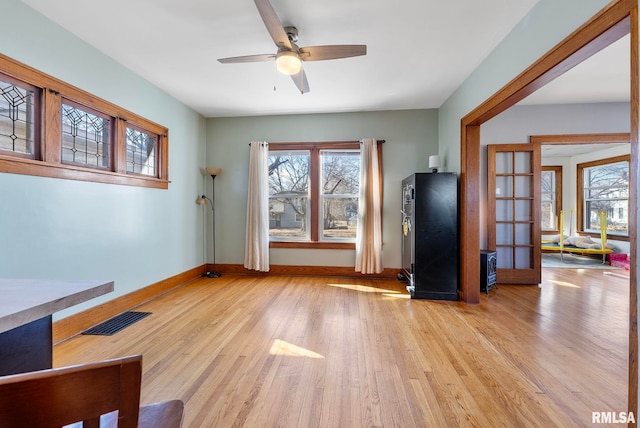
[542,143,629,158]
[519,33,630,106]
[20,0,629,118]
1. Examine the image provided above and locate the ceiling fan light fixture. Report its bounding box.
[275,51,302,75]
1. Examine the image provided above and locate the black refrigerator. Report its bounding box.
[401,173,459,300]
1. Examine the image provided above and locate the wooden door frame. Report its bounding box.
[458,0,637,418]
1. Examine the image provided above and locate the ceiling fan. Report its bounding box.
[217,0,367,94]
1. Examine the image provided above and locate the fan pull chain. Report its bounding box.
[273,62,278,92]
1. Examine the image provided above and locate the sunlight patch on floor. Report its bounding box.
[326,283,401,294]
[383,293,410,299]
[548,279,581,288]
[269,339,324,359]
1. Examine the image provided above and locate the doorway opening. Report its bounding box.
[459,1,636,415]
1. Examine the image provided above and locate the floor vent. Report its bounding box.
[82,311,152,336]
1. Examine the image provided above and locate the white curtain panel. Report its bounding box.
[244,141,270,272]
[355,138,383,274]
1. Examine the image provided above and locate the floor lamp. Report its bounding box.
[197,167,222,278]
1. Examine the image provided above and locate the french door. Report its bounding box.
[487,144,541,285]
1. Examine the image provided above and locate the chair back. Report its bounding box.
[0,355,143,428]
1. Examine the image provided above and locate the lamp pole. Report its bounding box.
[201,168,222,278]
[207,173,220,277]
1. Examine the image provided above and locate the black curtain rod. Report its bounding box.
[249,139,385,146]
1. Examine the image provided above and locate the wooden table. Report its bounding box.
[0,279,114,376]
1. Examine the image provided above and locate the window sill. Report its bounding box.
[542,229,560,235]
[0,155,169,189]
[580,230,629,242]
[270,241,356,250]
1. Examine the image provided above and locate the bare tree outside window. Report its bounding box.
[266,141,382,247]
[268,150,310,240]
[582,160,628,235]
[321,150,360,239]
[126,126,157,176]
[267,143,367,245]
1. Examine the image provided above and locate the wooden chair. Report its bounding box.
[0,354,184,428]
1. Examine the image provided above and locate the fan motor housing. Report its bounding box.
[284,26,299,43]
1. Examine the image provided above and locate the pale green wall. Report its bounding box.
[438,0,612,172]
[0,0,208,319]
[206,110,438,269]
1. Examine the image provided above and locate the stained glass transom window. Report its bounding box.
[61,102,110,168]
[126,127,157,176]
[0,78,36,156]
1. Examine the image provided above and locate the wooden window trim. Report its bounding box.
[268,140,383,249]
[541,165,563,234]
[577,154,630,242]
[270,241,357,250]
[0,53,169,189]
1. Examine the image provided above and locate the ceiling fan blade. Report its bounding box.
[299,45,367,61]
[290,68,310,94]
[218,54,275,64]
[254,0,292,50]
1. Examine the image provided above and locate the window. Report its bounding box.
[0,53,169,189]
[268,149,310,241]
[577,155,629,238]
[0,75,39,159]
[61,100,111,169]
[126,125,158,176]
[320,150,360,240]
[267,141,381,249]
[541,166,562,232]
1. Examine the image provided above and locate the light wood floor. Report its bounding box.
[54,268,630,427]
